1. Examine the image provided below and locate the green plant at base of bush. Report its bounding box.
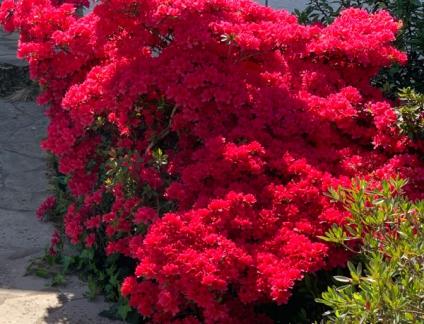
[317,178,424,322]
[39,155,143,322]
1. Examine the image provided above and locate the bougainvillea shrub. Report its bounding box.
[1,0,423,322]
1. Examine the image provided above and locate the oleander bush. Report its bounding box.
[1,0,424,322]
[318,178,424,322]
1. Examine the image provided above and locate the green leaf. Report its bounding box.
[35,268,50,279]
[117,303,132,320]
[51,273,66,286]
[333,276,352,283]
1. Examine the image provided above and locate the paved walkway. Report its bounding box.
[0,30,117,324]
[0,100,117,324]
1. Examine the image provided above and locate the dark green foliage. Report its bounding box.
[45,154,72,226]
[257,270,347,323]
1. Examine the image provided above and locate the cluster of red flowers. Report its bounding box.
[36,195,57,220]
[2,0,423,322]
[49,229,62,256]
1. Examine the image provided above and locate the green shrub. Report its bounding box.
[317,178,424,322]
[397,87,424,140]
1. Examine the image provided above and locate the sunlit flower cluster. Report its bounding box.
[2,0,423,322]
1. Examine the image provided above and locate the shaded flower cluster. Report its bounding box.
[36,195,57,220]
[1,0,423,322]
